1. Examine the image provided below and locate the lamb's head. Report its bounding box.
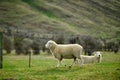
[45,40,57,49]
[94,51,102,57]
[95,51,102,63]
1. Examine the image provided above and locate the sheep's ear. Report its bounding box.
[49,40,53,42]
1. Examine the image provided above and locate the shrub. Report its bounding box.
[32,41,40,55]
[3,35,13,54]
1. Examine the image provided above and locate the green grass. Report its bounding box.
[0,51,120,80]
[22,0,57,18]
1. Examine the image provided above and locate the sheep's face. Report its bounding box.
[95,51,102,57]
[45,40,56,48]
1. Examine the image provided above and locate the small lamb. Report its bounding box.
[76,51,102,64]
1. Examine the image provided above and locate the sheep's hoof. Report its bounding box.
[56,66,59,68]
[69,66,72,69]
[64,65,67,67]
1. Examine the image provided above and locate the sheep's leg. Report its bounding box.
[69,58,76,68]
[75,58,79,64]
[56,60,61,67]
[56,58,62,67]
[60,61,66,67]
[79,57,84,67]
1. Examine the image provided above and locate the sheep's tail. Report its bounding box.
[81,47,84,55]
[79,47,84,66]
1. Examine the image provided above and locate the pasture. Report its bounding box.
[0,51,120,80]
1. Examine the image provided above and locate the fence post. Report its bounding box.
[29,52,31,68]
[0,32,3,69]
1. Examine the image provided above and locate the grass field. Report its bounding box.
[0,51,120,80]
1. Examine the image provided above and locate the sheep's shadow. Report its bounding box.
[32,66,82,76]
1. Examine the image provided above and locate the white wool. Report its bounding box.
[45,40,83,67]
[81,51,102,64]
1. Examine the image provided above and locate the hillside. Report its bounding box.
[0,0,120,38]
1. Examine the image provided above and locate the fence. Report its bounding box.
[0,32,3,69]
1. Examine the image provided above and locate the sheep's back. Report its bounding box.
[82,56,95,63]
[54,44,82,58]
[57,44,82,52]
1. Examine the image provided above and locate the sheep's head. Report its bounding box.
[95,51,102,57]
[45,40,57,49]
[95,51,102,63]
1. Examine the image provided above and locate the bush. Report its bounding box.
[14,35,24,55]
[3,35,13,54]
[21,38,33,55]
[32,41,40,55]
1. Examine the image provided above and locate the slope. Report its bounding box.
[0,0,120,38]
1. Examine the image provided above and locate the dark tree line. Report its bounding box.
[3,34,120,55]
[68,35,119,55]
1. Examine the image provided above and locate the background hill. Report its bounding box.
[0,0,120,38]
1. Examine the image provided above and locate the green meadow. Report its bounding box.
[0,51,120,80]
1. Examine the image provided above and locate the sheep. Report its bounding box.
[45,40,83,68]
[76,51,102,64]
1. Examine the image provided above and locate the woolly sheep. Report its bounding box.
[45,40,83,68]
[77,51,102,64]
